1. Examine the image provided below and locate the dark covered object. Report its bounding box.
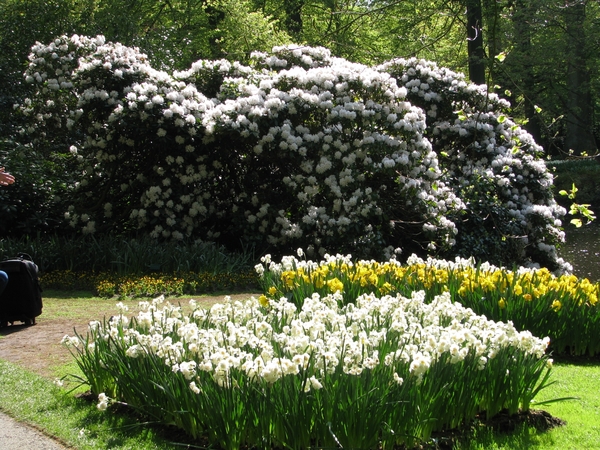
[0,254,43,327]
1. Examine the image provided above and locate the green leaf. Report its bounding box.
[498,115,507,124]
[495,52,507,62]
[534,105,542,113]
[571,218,583,227]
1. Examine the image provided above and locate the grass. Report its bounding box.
[449,360,600,449]
[40,288,250,322]
[0,290,599,449]
[41,289,222,319]
[0,359,190,450]
[532,362,600,449]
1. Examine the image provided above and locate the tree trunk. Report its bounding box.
[284,0,304,38]
[564,0,597,154]
[512,0,543,144]
[466,0,486,84]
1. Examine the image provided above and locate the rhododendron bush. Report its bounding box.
[17,35,567,270]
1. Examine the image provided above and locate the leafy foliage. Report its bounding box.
[0,234,255,274]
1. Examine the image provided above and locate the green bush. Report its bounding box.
[0,234,255,274]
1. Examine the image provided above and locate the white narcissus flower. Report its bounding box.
[189,381,201,394]
[97,393,110,411]
[85,265,550,401]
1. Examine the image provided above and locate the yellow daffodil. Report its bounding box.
[380,282,394,295]
[258,295,269,307]
[513,284,523,296]
[327,277,344,293]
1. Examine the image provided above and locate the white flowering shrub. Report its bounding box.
[18,36,565,268]
[378,59,568,270]
[64,292,552,448]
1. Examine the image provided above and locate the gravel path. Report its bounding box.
[0,411,70,449]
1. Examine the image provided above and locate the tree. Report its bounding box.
[507,0,544,144]
[283,0,304,37]
[466,0,485,84]
[563,0,597,155]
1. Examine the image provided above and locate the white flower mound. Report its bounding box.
[378,58,568,270]
[102,292,549,389]
[19,36,565,269]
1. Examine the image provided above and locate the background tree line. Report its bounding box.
[2,0,597,154]
[0,0,598,237]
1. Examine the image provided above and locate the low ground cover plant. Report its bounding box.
[1,234,259,296]
[0,234,255,274]
[256,252,600,356]
[65,280,553,449]
[40,269,259,297]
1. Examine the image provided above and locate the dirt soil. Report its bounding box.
[0,293,257,379]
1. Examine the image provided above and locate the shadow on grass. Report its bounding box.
[430,410,565,450]
[551,353,600,366]
[43,289,100,300]
[71,393,208,449]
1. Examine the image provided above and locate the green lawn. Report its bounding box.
[449,361,600,449]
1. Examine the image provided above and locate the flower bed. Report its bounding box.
[257,252,600,356]
[65,287,552,449]
[40,270,259,296]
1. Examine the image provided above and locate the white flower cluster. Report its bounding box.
[378,58,567,269]
[251,45,333,71]
[75,290,549,392]
[96,392,111,411]
[18,37,564,267]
